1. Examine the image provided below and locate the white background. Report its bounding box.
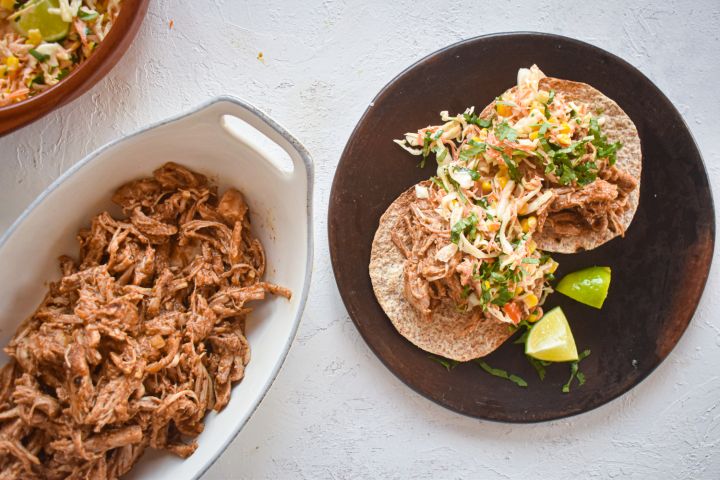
[1,1,719,478]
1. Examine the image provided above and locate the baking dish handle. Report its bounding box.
[201,96,312,182]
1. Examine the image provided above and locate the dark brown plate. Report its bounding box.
[0,0,149,136]
[328,32,715,422]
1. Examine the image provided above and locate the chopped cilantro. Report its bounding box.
[562,349,591,393]
[430,176,446,191]
[589,117,622,166]
[450,212,478,244]
[495,121,518,143]
[528,356,551,381]
[29,49,49,62]
[464,113,492,128]
[475,360,527,387]
[544,90,555,117]
[447,177,467,202]
[456,166,480,180]
[543,138,598,186]
[79,10,99,21]
[539,122,551,136]
[459,140,487,161]
[501,153,522,182]
[490,271,506,283]
[429,354,460,371]
[419,131,432,168]
[491,286,513,306]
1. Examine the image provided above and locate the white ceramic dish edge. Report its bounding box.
[0,96,314,480]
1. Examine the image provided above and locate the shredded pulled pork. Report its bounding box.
[0,163,290,479]
[541,168,638,236]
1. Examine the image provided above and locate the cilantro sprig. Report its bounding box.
[475,360,528,387]
[562,349,591,393]
[450,212,478,244]
[464,113,492,129]
[29,49,49,62]
[495,121,518,143]
[428,354,461,371]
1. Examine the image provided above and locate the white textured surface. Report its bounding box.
[1,1,719,478]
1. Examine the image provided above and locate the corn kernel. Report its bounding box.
[548,259,559,273]
[484,281,491,290]
[529,131,539,140]
[548,116,558,124]
[488,222,500,232]
[27,29,42,47]
[5,55,19,71]
[496,103,512,117]
[515,286,523,295]
[524,293,539,308]
[527,313,539,323]
[556,133,572,147]
[521,215,537,233]
[481,180,492,194]
[560,122,571,134]
[0,65,6,77]
[527,239,536,254]
[0,0,14,10]
[495,172,509,190]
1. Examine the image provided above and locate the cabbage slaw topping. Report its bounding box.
[0,0,122,106]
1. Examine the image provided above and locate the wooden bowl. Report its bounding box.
[0,0,149,136]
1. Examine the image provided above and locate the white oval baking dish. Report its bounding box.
[0,96,313,479]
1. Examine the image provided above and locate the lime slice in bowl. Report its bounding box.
[556,266,611,309]
[525,307,579,362]
[14,0,71,42]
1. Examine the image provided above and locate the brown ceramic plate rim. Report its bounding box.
[0,0,148,135]
[329,31,715,422]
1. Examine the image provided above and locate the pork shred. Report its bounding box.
[539,166,638,236]
[0,163,291,479]
[391,197,456,316]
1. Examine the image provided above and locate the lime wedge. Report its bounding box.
[525,307,578,362]
[14,0,70,42]
[556,266,611,309]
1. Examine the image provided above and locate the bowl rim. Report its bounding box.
[0,0,149,131]
[328,30,715,423]
[0,95,315,479]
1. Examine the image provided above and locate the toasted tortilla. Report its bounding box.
[481,77,642,253]
[369,184,514,362]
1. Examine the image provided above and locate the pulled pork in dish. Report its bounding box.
[0,163,290,479]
